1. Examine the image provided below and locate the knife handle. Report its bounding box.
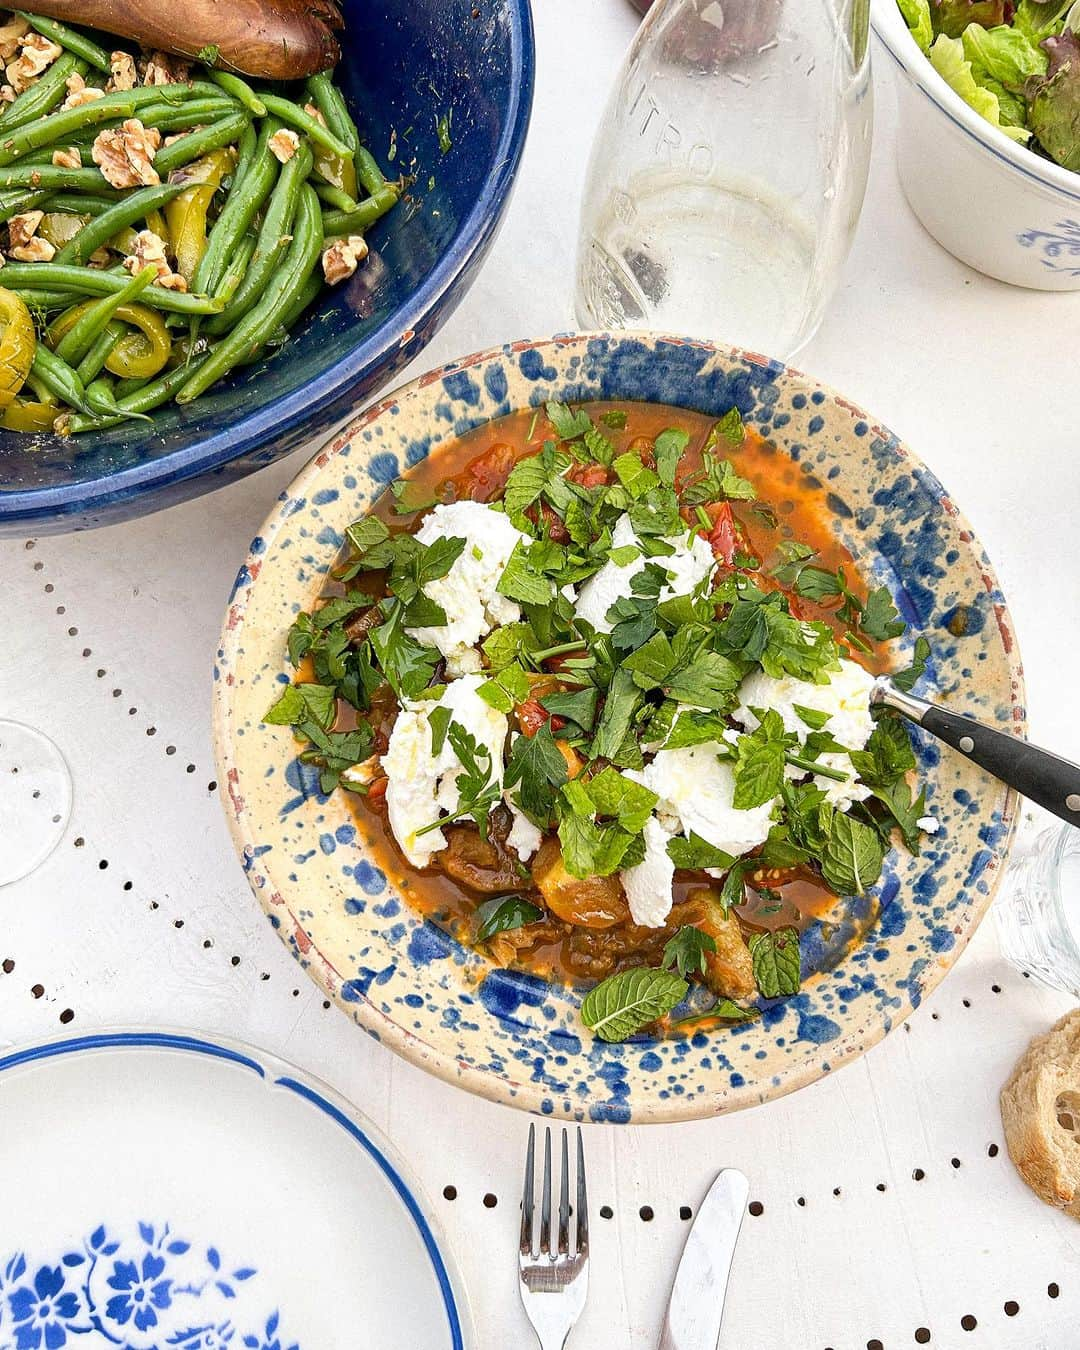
[870,678,1080,829]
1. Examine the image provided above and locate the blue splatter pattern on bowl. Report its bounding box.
[213,333,1023,1124]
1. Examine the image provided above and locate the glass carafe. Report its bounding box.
[576,0,873,359]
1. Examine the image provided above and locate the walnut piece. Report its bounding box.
[122,228,186,291]
[269,128,300,164]
[8,208,43,250]
[6,31,61,94]
[322,235,369,286]
[92,118,161,189]
[51,145,81,169]
[0,84,14,103]
[61,72,106,109]
[302,102,327,126]
[141,50,190,86]
[107,50,137,92]
[0,14,29,64]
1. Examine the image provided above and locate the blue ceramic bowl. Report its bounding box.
[0,0,534,535]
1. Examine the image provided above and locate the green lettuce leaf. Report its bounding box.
[1029,30,1080,169]
[929,34,1032,139]
[899,0,934,50]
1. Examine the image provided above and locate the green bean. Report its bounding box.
[0,94,140,165]
[353,145,388,198]
[50,191,125,215]
[321,185,400,236]
[53,181,185,265]
[9,287,81,310]
[76,320,124,384]
[232,120,258,187]
[152,112,249,176]
[314,182,358,213]
[208,71,266,117]
[178,183,323,403]
[194,119,279,297]
[0,53,84,133]
[214,232,256,304]
[0,165,107,189]
[0,262,221,314]
[55,265,157,364]
[31,345,89,411]
[65,352,211,431]
[0,187,51,223]
[304,73,360,154]
[16,12,111,73]
[247,270,322,362]
[203,139,312,335]
[138,98,239,133]
[257,94,354,160]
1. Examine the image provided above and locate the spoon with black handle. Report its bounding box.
[871,677,1080,828]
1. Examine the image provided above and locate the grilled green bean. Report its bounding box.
[152,112,249,176]
[314,182,357,213]
[304,72,360,155]
[353,145,388,198]
[209,71,266,117]
[203,139,312,335]
[0,262,221,313]
[47,191,123,215]
[16,12,111,72]
[54,265,157,364]
[30,344,89,410]
[75,319,124,384]
[0,186,51,223]
[0,53,84,132]
[194,118,278,298]
[0,164,108,190]
[257,94,353,160]
[177,184,322,402]
[320,185,400,236]
[54,181,185,265]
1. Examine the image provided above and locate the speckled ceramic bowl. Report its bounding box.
[213,333,1024,1124]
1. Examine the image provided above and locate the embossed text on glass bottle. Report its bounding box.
[575,0,872,358]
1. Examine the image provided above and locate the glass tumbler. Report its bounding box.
[995,822,1080,997]
[576,0,873,358]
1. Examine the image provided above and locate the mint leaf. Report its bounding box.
[892,635,930,693]
[674,998,760,1027]
[733,709,789,809]
[502,456,550,529]
[662,925,717,978]
[707,406,745,448]
[504,721,568,822]
[345,516,391,555]
[613,451,659,499]
[546,400,592,441]
[584,766,658,833]
[860,585,905,641]
[662,710,733,750]
[582,425,616,466]
[390,478,443,515]
[821,812,886,895]
[497,540,553,605]
[749,927,801,997]
[482,621,538,671]
[558,808,644,878]
[793,704,830,731]
[580,967,689,1042]
[666,832,737,870]
[369,601,441,699]
[849,717,916,787]
[286,612,316,667]
[477,661,530,714]
[600,408,627,429]
[265,681,336,729]
[428,704,452,756]
[475,895,544,942]
[869,778,926,851]
[654,427,688,486]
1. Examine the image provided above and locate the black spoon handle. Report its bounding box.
[871,678,1080,829]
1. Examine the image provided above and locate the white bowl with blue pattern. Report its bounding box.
[213,333,1023,1125]
[873,0,1080,289]
[0,1031,473,1348]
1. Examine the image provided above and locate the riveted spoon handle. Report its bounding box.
[871,678,1080,829]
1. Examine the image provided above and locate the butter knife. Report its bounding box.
[658,1168,749,1350]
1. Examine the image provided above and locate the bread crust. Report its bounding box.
[1001,1009,1080,1217]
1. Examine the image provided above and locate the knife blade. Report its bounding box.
[657,1168,749,1350]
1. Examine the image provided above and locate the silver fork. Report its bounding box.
[518,1122,590,1350]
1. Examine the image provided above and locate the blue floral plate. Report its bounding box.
[0,1030,473,1349]
[0,0,533,536]
[213,333,1024,1125]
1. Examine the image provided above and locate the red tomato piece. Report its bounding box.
[568,462,609,488]
[461,442,518,501]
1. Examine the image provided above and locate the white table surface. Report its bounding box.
[4,5,1080,1347]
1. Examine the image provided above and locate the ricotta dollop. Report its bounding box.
[576,514,715,634]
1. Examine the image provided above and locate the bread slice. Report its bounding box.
[1001,1009,1080,1217]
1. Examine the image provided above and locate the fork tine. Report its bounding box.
[539,1126,552,1257]
[558,1128,570,1255]
[520,1121,535,1256]
[575,1127,589,1256]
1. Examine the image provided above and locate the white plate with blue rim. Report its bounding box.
[0,1030,473,1350]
